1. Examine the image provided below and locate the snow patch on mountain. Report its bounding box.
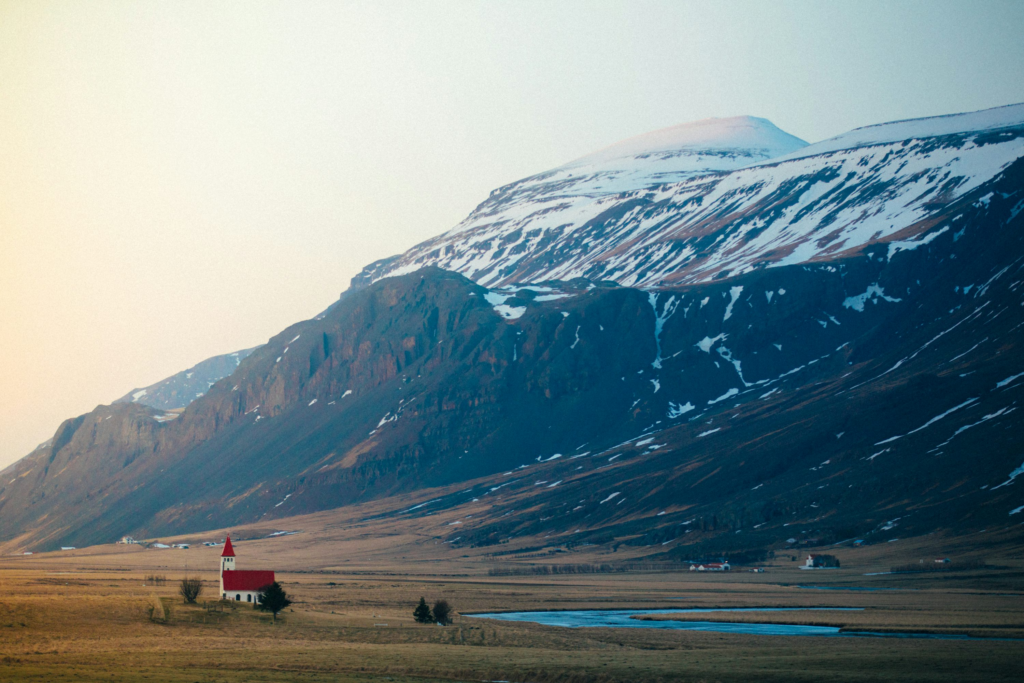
[484,291,526,320]
[772,102,1024,163]
[843,285,902,312]
[358,105,1024,291]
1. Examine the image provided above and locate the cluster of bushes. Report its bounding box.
[890,558,986,574]
[413,597,453,625]
[723,549,774,565]
[485,545,552,558]
[486,562,678,576]
[144,574,167,585]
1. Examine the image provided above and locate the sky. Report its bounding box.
[1,0,1023,469]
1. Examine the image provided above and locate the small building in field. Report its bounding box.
[689,562,730,571]
[219,536,275,604]
[803,554,840,569]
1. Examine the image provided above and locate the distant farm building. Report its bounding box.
[802,554,840,569]
[689,562,730,571]
[219,536,275,604]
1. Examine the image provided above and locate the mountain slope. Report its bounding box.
[2,105,1024,556]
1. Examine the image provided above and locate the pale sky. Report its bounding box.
[2,0,1023,469]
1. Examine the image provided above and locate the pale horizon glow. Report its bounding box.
[2,0,1023,468]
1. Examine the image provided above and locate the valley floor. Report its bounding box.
[1,539,1023,682]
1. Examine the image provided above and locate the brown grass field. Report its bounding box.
[1,503,1023,682]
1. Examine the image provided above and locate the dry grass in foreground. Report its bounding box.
[1,553,1024,683]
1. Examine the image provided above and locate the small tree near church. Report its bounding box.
[413,597,433,623]
[256,581,292,621]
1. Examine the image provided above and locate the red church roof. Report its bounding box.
[221,536,235,557]
[222,570,275,592]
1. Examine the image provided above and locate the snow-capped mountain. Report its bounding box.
[3,103,1024,556]
[355,104,1024,289]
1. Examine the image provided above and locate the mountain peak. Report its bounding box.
[563,115,808,169]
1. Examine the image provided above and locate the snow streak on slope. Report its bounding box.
[774,102,1024,162]
[357,105,1024,290]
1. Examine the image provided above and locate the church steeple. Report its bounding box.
[220,535,236,576]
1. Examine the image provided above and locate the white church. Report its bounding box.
[219,535,276,603]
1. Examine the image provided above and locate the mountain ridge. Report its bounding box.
[2,104,1024,556]
[772,101,1024,162]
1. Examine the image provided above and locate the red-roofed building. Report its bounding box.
[219,536,275,604]
[223,570,276,593]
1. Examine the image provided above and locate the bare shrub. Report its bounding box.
[487,562,677,576]
[432,599,453,626]
[179,576,203,604]
[890,558,987,574]
[147,595,166,622]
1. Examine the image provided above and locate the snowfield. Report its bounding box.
[358,104,1024,290]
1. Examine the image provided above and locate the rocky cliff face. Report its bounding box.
[2,105,1024,555]
[1,270,663,546]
